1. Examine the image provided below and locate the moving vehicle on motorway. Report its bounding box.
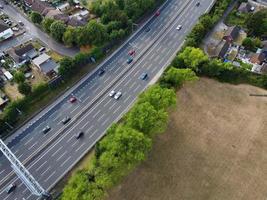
[62,116,71,124]
[176,25,182,30]
[114,91,122,100]
[128,50,135,56]
[98,68,105,76]
[140,72,148,80]
[42,126,51,134]
[127,57,133,64]
[155,10,160,16]
[75,131,84,139]
[69,96,77,103]
[5,183,16,194]
[109,90,116,97]
[196,2,200,6]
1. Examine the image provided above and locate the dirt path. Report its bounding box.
[107,78,267,200]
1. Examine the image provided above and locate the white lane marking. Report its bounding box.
[113,105,121,114]
[28,141,38,150]
[81,120,90,130]
[103,76,111,84]
[70,105,80,114]
[123,95,131,104]
[92,110,101,118]
[103,98,112,108]
[133,84,141,93]
[51,146,63,157]
[109,101,116,110]
[40,166,51,176]
[75,143,86,152]
[26,194,33,200]
[101,117,110,126]
[36,161,47,172]
[56,151,67,162]
[60,156,72,168]
[97,114,106,122]
[89,129,98,139]
[129,82,136,90]
[24,137,34,146]
[0,169,5,176]
[44,171,56,183]
[71,139,79,147]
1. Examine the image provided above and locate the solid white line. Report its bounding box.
[70,105,80,114]
[109,102,116,110]
[75,143,86,152]
[0,169,5,176]
[123,95,131,104]
[97,114,105,122]
[133,84,141,93]
[24,137,34,146]
[28,141,38,150]
[103,98,112,107]
[101,117,110,126]
[89,129,98,139]
[113,105,121,114]
[92,110,101,118]
[41,166,51,176]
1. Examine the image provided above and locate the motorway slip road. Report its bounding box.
[0,0,215,199]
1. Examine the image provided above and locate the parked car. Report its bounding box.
[42,126,51,134]
[114,91,122,100]
[18,20,24,26]
[127,57,133,64]
[109,90,116,97]
[62,116,71,124]
[140,72,148,80]
[6,183,16,194]
[98,68,105,76]
[196,2,200,6]
[75,131,84,139]
[69,97,77,103]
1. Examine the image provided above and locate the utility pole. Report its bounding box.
[0,139,50,198]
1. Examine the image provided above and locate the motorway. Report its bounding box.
[0,0,215,199]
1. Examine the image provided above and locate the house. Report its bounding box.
[67,17,87,27]
[7,44,38,67]
[0,22,13,41]
[250,52,266,65]
[0,90,9,111]
[223,26,241,43]
[23,0,33,6]
[46,9,69,23]
[56,2,70,11]
[32,53,59,76]
[210,40,230,59]
[238,2,254,13]
[31,0,54,16]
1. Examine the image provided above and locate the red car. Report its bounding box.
[128,50,135,56]
[69,97,77,103]
[155,10,160,16]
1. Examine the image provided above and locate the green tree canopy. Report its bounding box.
[18,82,32,96]
[41,17,55,33]
[50,20,66,42]
[30,11,43,24]
[63,26,77,47]
[247,9,267,37]
[14,71,25,83]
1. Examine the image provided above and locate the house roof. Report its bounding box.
[250,53,266,64]
[31,0,54,16]
[0,21,10,32]
[7,44,36,63]
[67,18,87,27]
[24,0,33,6]
[238,2,252,12]
[14,44,35,56]
[224,26,240,41]
[215,40,230,58]
[39,59,58,74]
[32,53,50,66]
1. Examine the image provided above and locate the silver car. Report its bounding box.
[114,91,122,100]
[109,90,116,97]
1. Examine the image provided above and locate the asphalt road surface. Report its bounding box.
[0,0,215,199]
[0,0,78,56]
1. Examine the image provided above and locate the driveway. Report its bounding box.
[0,0,79,57]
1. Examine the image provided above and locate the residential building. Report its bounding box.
[250,52,266,65]
[238,2,254,13]
[0,22,14,41]
[31,0,54,16]
[210,40,230,59]
[56,2,70,11]
[223,26,241,43]
[32,53,59,76]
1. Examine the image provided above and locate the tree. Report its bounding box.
[18,82,32,96]
[177,47,208,71]
[162,67,198,88]
[63,26,77,46]
[30,11,43,24]
[242,37,255,51]
[138,84,176,110]
[58,57,74,78]
[85,20,108,45]
[247,9,267,37]
[14,71,25,83]
[126,102,168,136]
[50,20,66,42]
[41,17,55,33]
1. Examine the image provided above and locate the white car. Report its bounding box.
[114,91,122,100]
[176,25,182,30]
[109,90,116,97]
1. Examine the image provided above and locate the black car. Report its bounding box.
[42,126,51,134]
[6,183,16,194]
[75,131,84,139]
[140,73,148,80]
[62,116,71,124]
[98,69,105,76]
[196,2,200,6]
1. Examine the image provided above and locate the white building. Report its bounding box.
[0,23,13,41]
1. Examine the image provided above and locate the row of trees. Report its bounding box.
[30,0,157,47]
